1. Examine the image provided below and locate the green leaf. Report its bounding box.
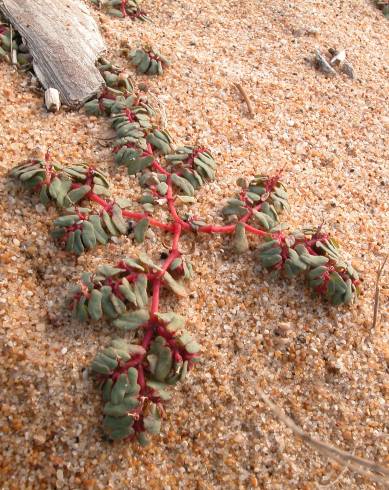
[115,197,133,208]
[146,380,172,401]
[154,345,173,382]
[39,184,50,205]
[137,432,150,446]
[102,379,113,402]
[122,258,145,271]
[233,223,249,253]
[138,252,161,271]
[163,272,188,297]
[64,232,75,252]
[103,415,133,431]
[156,182,168,195]
[103,397,138,417]
[63,185,91,207]
[73,229,85,255]
[97,265,123,277]
[127,367,140,396]
[102,210,118,236]
[54,214,79,227]
[101,286,119,319]
[110,293,127,315]
[252,211,273,230]
[146,132,171,154]
[91,361,110,375]
[180,331,201,354]
[260,254,282,268]
[81,221,97,250]
[156,312,185,332]
[257,239,279,252]
[143,406,161,435]
[110,374,128,405]
[19,168,45,181]
[112,309,150,330]
[134,218,149,243]
[88,215,109,244]
[175,195,196,204]
[118,278,137,305]
[171,174,195,196]
[75,295,88,321]
[88,289,103,320]
[134,274,148,308]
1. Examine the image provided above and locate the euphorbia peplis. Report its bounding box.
[10,63,360,444]
[89,0,148,20]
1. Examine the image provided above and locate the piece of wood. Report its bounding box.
[0,0,106,108]
[45,87,61,112]
[233,82,255,118]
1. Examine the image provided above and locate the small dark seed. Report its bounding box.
[127,221,134,234]
[138,83,148,92]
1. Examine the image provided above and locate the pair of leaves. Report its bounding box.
[130,47,169,75]
[166,147,216,189]
[146,129,173,154]
[52,204,129,255]
[148,336,189,384]
[115,146,154,175]
[73,273,149,323]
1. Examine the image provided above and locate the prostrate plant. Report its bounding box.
[10,60,360,444]
[129,46,170,75]
[89,0,148,20]
[71,257,199,443]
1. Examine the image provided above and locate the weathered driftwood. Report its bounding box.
[0,0,106,108]
[45,87,61,112]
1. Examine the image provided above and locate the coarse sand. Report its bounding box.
[0,0,388,488]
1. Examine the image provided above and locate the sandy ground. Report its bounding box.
[0,0,388,489]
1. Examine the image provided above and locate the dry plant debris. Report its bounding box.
[233,82,255,118]
[313,48,354,79]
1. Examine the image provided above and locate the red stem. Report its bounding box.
[197,224,235,234]
[83,186,271,238]
[152,160,170,176]
[150,280,160,316]
[166,175,191,230]
[121,0,127,17]
[243,224,269,237]
[150,223,182,318]
[122,211,174,232]
[88,192,111,211]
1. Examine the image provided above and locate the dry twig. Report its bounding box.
[258,390,389,486]
[316,446,355,488]
[9,23,14,64]
[148,91,168,129]
[372,254,388,331]
[233,82,254,118]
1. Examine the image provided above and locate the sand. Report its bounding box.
[0,0,388,488]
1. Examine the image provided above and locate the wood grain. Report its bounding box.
[0,0,106,107]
